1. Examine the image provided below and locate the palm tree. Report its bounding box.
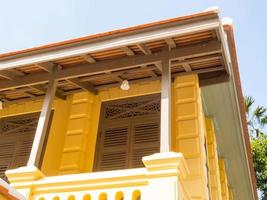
[245,96,267,199]
[244,96,267,138]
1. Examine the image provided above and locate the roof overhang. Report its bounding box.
[0,8,229,103]
[201,21,257,200]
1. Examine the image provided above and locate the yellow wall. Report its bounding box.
[0,194,9,200]
[172,74,209,199]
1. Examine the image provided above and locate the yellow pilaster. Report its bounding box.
[41,98,72,176]
[172,74,209,199]
[219,159,230,200]
[205,118,222,200]
[59,92,101,174]
[229,189,234,200]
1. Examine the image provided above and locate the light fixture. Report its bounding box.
[0,101,3,110]
[120,80,130,90]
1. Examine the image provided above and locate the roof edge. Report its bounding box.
[224,24,258,200]
[0,9,218,61]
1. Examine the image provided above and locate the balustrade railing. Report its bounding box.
[6,152,190,200]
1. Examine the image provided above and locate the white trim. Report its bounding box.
[160,59,171,152]
[0,178,26,200]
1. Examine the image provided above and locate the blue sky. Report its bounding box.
[0,0,266,107]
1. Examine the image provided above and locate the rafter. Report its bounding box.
[0,70,17,80]
[105,71,123,83]
[172,54,221,67]
[141,65,157,78]
[121,46,135,56]
[79,65,157,82]
[81,54,96,63]
[182,63,192,72]
[137,43,152,55]
[30,85,66,100]
[8,69,25,76]
[68,78,97,94]
[165,38,177,49]
[35,62,55,73]
[0,40,222,91]
[154,62,162,72]
[0,94,9,102]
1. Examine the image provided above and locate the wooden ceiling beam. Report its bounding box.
[95,76,160,90]
[155,62,162,72]
[104,71,123,83]
[35,62,55,73]
[68,78,97,94]
[79,66,157,82]
[172,65,224,77]
[141,65,157,78]
[137,43,152,55]
[121,46,135,56]
[0,70,17,80]
[24,91,36,98]
[182,63,192,72]
[30,85,66,100]
[165,38,177,49]
[8,69,25,76]
[0,40,222,91]
[172,54,221,67]
[81,54,96,63]
[0,94,9,102]
[0,64,64,100]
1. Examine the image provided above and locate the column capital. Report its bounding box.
[143,152,189,179]
[5,166,44,185]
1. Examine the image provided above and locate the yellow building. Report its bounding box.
[0,8,257,200]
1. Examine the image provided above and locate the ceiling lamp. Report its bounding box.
[120,80,130,90]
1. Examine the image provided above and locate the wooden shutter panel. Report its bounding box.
[130,118,160,168]
[0,113,39,181]
[95,121,130,171]
[94,94,160,171]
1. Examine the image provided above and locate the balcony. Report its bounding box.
[6,152,189,200]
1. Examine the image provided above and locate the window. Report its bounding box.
[0,111,53,181]
[94,94,161,171]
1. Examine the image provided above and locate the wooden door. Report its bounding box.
[94,94,160,171]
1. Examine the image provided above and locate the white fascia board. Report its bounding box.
[0,18,219,71]
[218,19,232,75]
[220,14,255,198]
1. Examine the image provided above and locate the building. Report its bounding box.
[0,8,257,200]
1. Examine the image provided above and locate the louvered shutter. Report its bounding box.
[94,94,160,171]
[0,113,39,181]
[95,121,131,171]
[130,117,160,168]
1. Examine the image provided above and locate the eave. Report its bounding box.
[0,9,229,103]
[201,21,257,200]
